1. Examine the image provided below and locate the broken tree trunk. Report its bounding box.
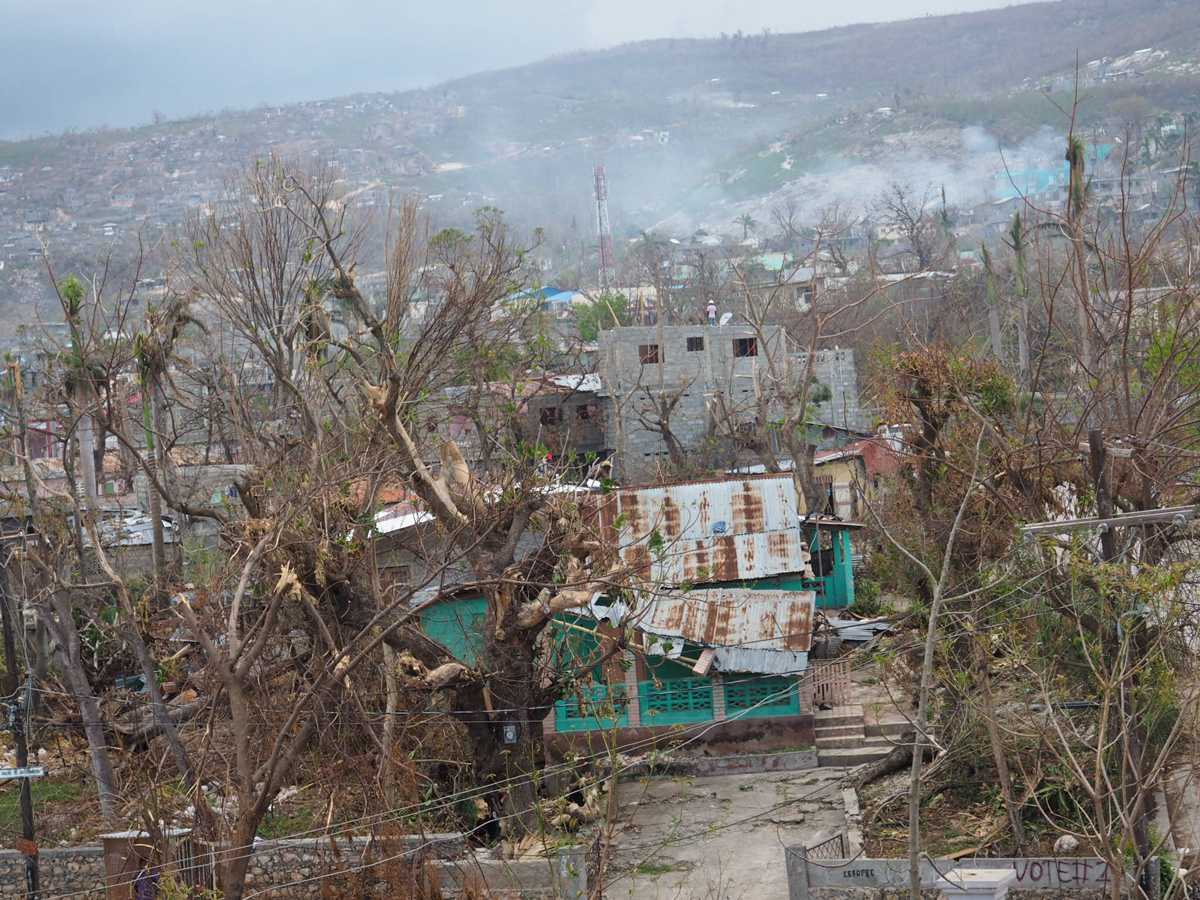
[855,731,935,790]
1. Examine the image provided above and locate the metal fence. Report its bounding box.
[804,832,848,861]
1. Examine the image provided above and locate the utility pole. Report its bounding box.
[0,554,38,899]
[1087,428,1157,899]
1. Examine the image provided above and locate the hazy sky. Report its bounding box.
[1,0,1023,140]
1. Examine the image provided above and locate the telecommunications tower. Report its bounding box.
[593,163,616,291]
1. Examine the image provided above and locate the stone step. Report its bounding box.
[813,723,866,739]
[816,734,869,750]
[818,744,894,767]
[864,715,918,738]
[813,705,863,728]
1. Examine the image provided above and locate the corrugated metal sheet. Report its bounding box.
[713,647,808,675]
[81,511,178,548]
[634,587,815,675]
[636,587,814,652]
[579,587,814,675]
[826,616,893,643]
[597,475,812,585]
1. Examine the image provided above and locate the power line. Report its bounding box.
[43,680,807,900]
[32,556,1112,897]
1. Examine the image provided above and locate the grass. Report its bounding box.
[0,780,82,832]
[257,805,319,840]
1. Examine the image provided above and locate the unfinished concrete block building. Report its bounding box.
[596,325,867,482]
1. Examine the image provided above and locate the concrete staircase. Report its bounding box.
[815,705,921,768]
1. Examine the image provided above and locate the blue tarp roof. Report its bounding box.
[992,143,1115,202]
[512,285,565,301]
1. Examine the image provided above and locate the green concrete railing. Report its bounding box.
[555,683,630,732]
[638,677,715,726]
[724,676,800,718]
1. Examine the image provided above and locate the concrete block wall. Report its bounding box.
[595,328,869,481]
[597,324,788,482]
[798,349,867,433]
[0,834,468,899]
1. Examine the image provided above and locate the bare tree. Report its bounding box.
[127,158,648,897]
[874,182,949,272]
[867,427,984,900]
[723,214,893,511]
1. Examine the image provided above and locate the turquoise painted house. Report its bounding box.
[546,585,814,739]
[418,594,489,665]
[542,474,838,743]
[406,474,855,746]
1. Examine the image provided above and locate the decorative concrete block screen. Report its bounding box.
[555,683,630,732]
[724,675,799,718]
[639,677,714,725]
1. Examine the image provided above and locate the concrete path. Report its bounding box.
[605,767,848,899]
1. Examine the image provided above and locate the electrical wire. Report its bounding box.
[31,597,1122,900]
[41,678,808,899]
[43,636,952,900]
[28,554,1117,896]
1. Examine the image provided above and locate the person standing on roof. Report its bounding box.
[706,301,717,325]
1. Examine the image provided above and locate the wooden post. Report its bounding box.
[1087,429,1116,561]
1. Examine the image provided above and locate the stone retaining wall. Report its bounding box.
[788,851,1120,899]
[0,833,467,898]
[0,847,105,898]
[812,891,1109,900]
[241,833,465,897]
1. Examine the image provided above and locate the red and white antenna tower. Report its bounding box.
[593,163,616,291]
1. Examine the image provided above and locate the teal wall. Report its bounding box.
[553,673,802,732]
[546,623,808,733]
[556,683,630,732]
[550,615,630,732]
[724,675,800,718]
[638,676,714,726]
[418,595,488,665]
[825,528,856,609]
[712,527,855,609]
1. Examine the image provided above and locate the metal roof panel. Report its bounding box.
[598,476,812,583]
[636,587,814,653]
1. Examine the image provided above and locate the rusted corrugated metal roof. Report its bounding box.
[634,587,815,674]
[637,587,814,652]
[596,475,812,585]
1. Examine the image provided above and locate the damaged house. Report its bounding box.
[544,473,856,756]
[372,472,859,759]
